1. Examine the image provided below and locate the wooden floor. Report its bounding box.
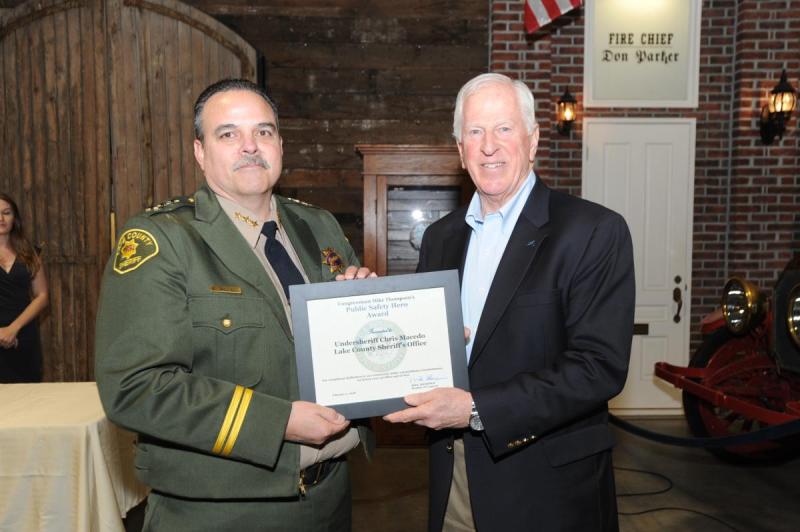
[350,418,800,532]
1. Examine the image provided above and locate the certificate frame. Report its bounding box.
[290,270,469,419]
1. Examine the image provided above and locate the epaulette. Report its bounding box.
[145,195,195,215]
[283,196,320,209]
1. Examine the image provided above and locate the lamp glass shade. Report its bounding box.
[768,70,797,116]
[558,101,576,123]
[769,90,796,114]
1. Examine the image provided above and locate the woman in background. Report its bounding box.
[0,193,48,382]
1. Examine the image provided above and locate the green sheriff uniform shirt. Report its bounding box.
[95,185,365,500]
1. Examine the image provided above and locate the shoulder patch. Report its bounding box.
[113,229,159,274]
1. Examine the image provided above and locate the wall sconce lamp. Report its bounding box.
[760,69,796,145]
[556,88,577,136]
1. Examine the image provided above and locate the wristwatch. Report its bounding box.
[469,400,484,432]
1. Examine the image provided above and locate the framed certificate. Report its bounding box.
[290,270,469,419]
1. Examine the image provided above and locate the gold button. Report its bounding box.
[222,318,232,328]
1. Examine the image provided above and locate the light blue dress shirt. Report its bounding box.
[461,172,536,361]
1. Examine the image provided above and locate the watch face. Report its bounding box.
[469,413,484,432]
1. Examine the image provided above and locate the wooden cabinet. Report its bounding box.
[358,144,473,276]
[357,144,473,445]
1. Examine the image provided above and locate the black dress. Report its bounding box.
[0,258,43,382]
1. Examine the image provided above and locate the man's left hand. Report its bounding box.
[383,388,472,430]
[335,265,377,280]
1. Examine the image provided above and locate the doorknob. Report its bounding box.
[672,287,683,323]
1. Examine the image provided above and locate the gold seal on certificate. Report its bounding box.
[290,270,469,419]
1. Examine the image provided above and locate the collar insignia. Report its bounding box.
[234,212,259,228]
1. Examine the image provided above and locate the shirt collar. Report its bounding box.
[464,171,536,231]
[216,194,279,249]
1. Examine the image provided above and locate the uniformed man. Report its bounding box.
[95,79,374,531]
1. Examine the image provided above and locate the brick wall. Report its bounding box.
[491,0,800,348]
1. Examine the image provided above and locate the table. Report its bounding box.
[0,382,149,531]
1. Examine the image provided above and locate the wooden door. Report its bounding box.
[0,0,256,381]
[582,118,696,414]
[106,0,256,227]
[1,0,112,380]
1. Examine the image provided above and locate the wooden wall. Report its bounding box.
[185,0,490,257]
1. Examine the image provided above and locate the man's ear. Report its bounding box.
[193,139,205,171]
[456,141,465,169]
[528,125,540,162]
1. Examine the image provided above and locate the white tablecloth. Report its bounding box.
[0,382,149,532]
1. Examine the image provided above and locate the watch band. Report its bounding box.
[469,400,484,431]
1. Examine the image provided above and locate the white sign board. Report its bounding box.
[584,0,701,108]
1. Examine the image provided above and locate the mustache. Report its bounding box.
[233,155,270,171]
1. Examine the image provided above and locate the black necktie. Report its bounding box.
[261,221,304,300]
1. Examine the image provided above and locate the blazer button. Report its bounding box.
[222,318,232,328]
[445,442,454,454]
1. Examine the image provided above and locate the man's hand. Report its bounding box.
[285,401,350,445]
[383,388,472,430]
[335,265,377,281]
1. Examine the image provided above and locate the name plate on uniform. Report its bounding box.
[290,270,469,419]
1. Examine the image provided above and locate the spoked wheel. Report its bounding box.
[682,328,800,463]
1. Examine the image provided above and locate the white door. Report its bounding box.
[582,118,695,414]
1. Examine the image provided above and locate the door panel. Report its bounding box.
[583,119,695,413]
[107,0,257,227]
[1,0,111,380]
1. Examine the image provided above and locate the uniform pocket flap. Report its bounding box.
[542,424,615,467]
[189,295,265,333]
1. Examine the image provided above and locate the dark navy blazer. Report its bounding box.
[418,178,635,532]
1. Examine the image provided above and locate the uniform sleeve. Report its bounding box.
[94,216,292,468]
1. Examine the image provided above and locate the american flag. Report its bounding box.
[524,0,583,33]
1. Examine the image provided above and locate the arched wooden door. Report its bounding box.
[106,0,256,226]
[0,0,256,381]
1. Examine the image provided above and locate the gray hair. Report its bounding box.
[452,73,537,142]
[193,79,279,141]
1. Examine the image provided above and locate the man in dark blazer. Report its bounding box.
[95,79,373,531]
[385,73,635,531]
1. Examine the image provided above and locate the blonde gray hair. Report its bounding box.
[453,73,537,142]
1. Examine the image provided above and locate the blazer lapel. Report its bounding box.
[469,181,552,367]
[190,187,292,337]
[438,208,471,280]
[276,198,325,283]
